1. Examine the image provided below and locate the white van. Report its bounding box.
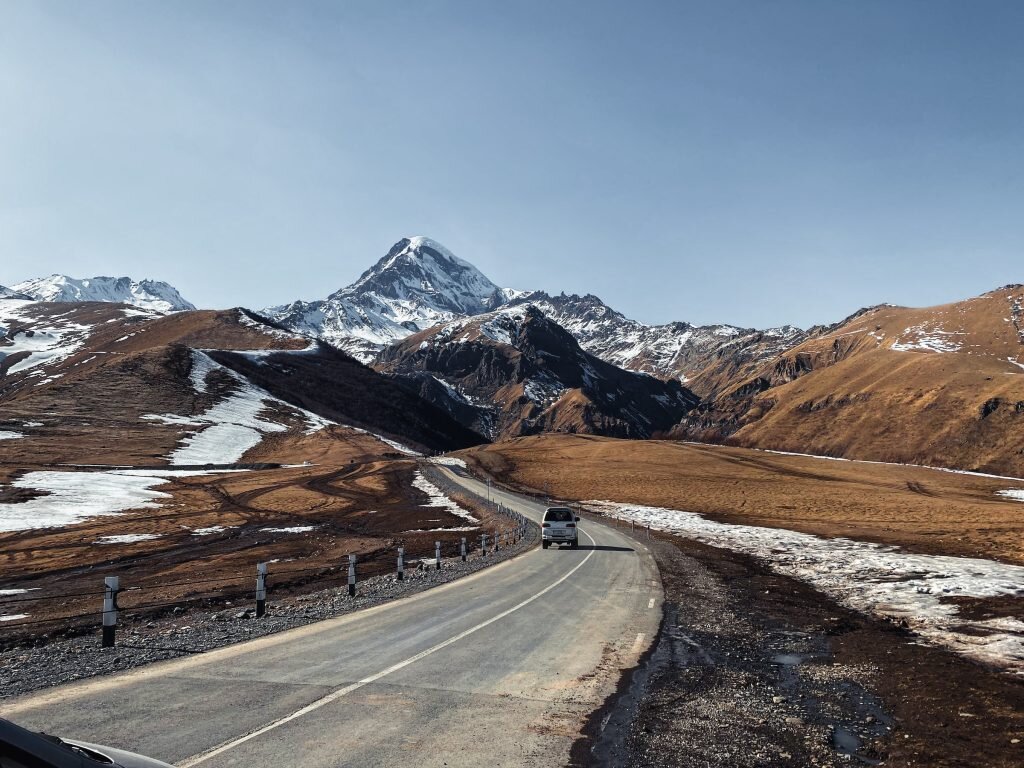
[541,507,579,549]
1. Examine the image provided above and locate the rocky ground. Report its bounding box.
[574,532,1024,768]
[0,523,538,700]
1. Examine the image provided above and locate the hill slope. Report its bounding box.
[676,285,1024,475]
[0,302,482,468]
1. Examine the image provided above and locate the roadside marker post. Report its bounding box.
[348,554,357,597]
[255,562,268,618]
[101,576,119,648]
[397,547,405,581]
[435,541,442,570]
[461,537,467,562]
[481,533,488,556]
[493,530,500,552]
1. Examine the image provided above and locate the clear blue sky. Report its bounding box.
[1,1,1022,328]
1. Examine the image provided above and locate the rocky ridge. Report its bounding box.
[375,305,699,440]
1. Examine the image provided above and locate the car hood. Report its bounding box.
[63,739,176,768]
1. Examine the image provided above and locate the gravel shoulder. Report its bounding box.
[574,530,1024,767]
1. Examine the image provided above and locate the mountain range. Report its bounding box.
[261,236,803,397]
[4,275,194,313]
[3,237,1022,473]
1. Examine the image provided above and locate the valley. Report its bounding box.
[2,241,1023,767]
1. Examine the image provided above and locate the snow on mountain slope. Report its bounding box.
[265,237,807,384]
[264,237,506,361]
[0,301,161,385]
[505,291,806,393]
[12,275,195,313]
[0,285,31,300]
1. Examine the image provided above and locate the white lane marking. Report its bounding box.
[647,598,655,609]
[180,526,598,766]
[631,633,646,653]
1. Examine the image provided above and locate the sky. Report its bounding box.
[1,1,1022,329]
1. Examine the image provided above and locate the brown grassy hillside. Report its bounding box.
[460,434,1024,565]
[677,285,1024,475]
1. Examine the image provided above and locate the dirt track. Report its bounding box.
[0,460,506,645]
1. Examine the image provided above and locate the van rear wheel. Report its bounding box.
[542,541,549,549]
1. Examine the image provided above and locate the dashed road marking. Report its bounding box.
[648,597,655,609]
[180,528,599,766]
[631,633,646,652]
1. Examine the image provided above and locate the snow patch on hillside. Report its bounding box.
[427,456,468,468]
[587,500,1024,674]
[95,533,161,544]
[998,489,1024,502]
[0,302,92,377]
[891,323,964,353]
[0,469,233,532]
[166,351,334,465]
[412,471,478,523]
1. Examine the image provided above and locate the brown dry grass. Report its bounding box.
[461,434,1024,564]
[716,286,1024,475]
[0,459,505,641]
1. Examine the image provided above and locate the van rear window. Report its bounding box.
[544,508,574,522]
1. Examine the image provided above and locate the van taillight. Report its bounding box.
[542,523,551,528]
[566,523,575,528]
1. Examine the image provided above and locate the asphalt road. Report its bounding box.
[2,468,662,767]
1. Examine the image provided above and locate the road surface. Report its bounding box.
[2,468,662,767]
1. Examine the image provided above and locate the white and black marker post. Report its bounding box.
[435,541,441,570]
[397,546,405,581]
[255,562,268,618]
[460,537,467,562]
[481,533,488,556]
[348,554,357,597]
[101,576,119,648]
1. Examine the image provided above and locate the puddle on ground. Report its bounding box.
[771,653,805,665]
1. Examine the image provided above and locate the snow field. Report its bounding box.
[0,469,237,533]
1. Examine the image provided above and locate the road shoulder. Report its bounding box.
[574,533,1024,767]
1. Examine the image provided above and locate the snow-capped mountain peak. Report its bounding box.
[343,236,503,315]
[11,275,195,313]
[263,236,808,389]
[264,237,507,361]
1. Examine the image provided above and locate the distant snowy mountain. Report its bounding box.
[0,285,31,301]
[12,275,195,313]
[264,237,508,361]
[505,292,807,396]
[264,236,807,393]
